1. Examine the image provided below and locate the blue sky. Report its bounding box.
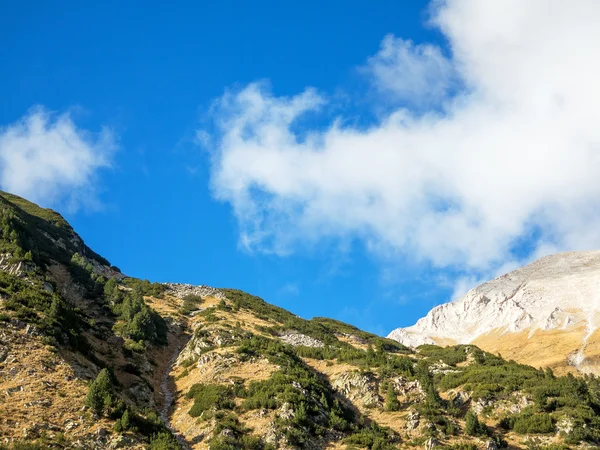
[2,1,600,335]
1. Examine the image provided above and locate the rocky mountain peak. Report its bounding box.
[388,250,600,373]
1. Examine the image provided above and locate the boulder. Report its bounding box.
[425,437,440,450]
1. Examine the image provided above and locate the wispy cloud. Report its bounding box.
[203,0,600,293]
[0,106,116,210]
[362,34,455,106]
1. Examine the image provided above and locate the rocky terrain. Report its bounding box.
[388,251,600,375]
[2,191,600,450]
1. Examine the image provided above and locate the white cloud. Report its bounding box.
[363,34,455,105]
[0,107,115,210]
[205,0,600,284]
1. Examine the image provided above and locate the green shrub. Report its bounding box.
[384,385,400,412]
[514,413,554,434]
[114,410,131,432]
[418,345,470,366]
[501,411,555,434]
[180,356,197,368]
[186,384,235,417]
[443,444,478,450]
[472,383,504,401]
[122,277,167,298]
[124,339,146,353]
[85,368,115,415]
[464,411,488,436]
[344,422,398,450]
[180,294,203,315]
[149,432,181,450]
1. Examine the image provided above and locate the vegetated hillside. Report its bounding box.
[388,251,600,376]
[1,192,600,450]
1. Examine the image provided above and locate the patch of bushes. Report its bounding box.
[180,294,203,315]
[0,271,89,352]
[437,355,542,400]
[70,252,105,298]
[418,345,470,366]
[232,334,407,445]
[312,317,411,353]
[180,356,197,368]
[199,307,220,322]
[523,440,569,450]
[85,372,181,448]
[499,411,555,434]
[111,289,167,346]
[223,289,345,347]
[435,345,600,443]
[343,421,398,450]
[122,277,167,298]
[186,383,236,417]
[149,432,181,450]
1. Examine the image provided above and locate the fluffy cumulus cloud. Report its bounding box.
[205,0,600,283]
[0,107,115,210]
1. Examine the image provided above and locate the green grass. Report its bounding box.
[0,191,70,228]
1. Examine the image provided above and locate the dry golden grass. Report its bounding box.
[165,305,281,448]
[237,409,276,439]
[335,334,369,350]
[0,325,114,442]
[576,328,600,374]
[364,409,407,434]
[144,294,181,317]
[302,358,359,378]
[472,325,587,375]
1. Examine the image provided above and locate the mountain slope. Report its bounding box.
[3,192,600,449]
[388,251,600,374]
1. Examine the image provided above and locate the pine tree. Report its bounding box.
[384,385,400,412]
[465,410,487,436]
[320,392,329,409]
[116,409,130,431]
[85,368,114,415]
[294,401,308,425]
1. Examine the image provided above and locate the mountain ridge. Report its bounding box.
[3,191,600,449]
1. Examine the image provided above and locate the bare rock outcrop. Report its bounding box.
[279,332,324,348]
[0,253,35,276]
[331,371,381,408]
[163,283,225,300]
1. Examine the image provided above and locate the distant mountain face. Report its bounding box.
[388,251,600,374]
